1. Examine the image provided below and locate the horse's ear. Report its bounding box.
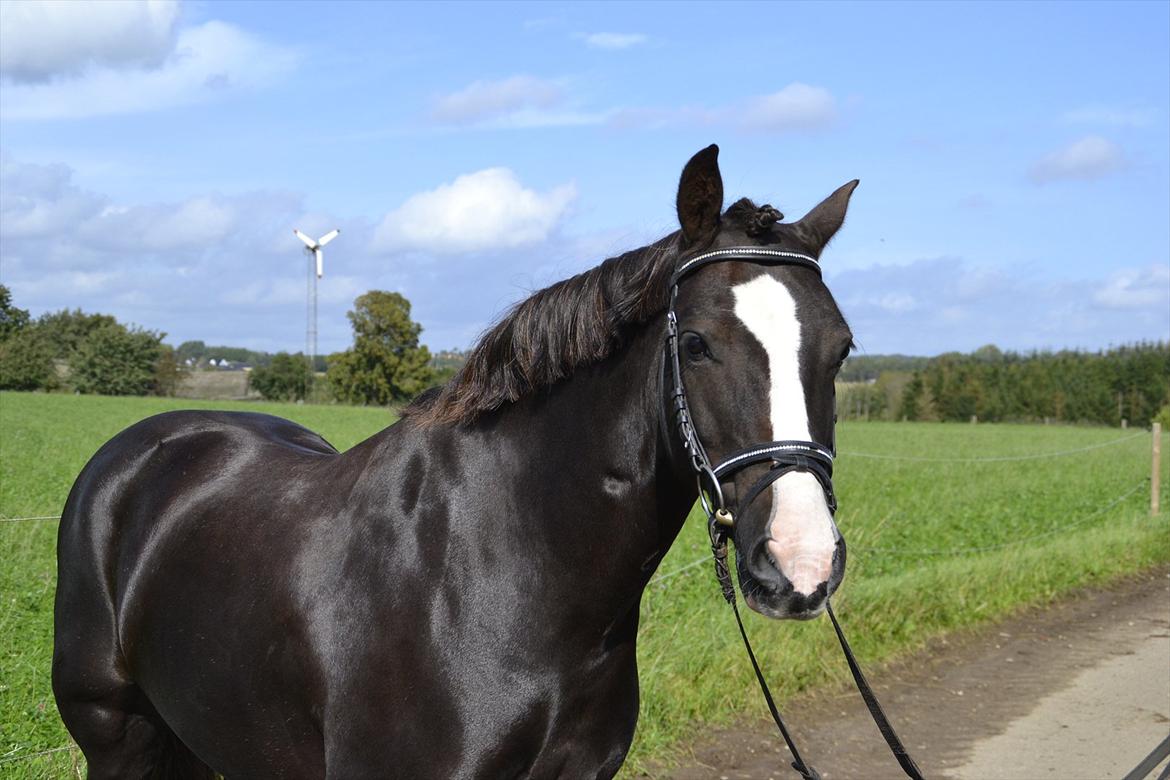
[793,179,860,256]
[676,144,724,246]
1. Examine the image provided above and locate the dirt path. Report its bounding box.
[661,567,1170,780]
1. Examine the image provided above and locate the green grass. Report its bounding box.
[0,392,1166,777]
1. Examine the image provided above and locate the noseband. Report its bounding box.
[663,246,925,780]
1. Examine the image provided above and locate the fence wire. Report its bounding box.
[851,479,1150,556]
[838,431,1146,463]
[0,744,76,765]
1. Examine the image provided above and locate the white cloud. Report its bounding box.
[1093,265,1170,309]
[579,32,647,50]
[373,168,576,255]
[428,78,839,134]
[831,257,1170,354]
[608,82,840,134]
[1030,135,1125,183]
[0,20,296,119]
[16,270,122,298]
[0,155,106,238]
[79,196,239,252]
[740,83,838,132]
[876,293,916,313]
[1061,105,1154,128]
[0,0,180,83]
[221,275,364,307]
[431,76,564,124]
[0,156,299,265]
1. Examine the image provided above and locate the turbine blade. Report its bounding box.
[317,229,340,247]
[293,229,316,249]
[315,249,324,278]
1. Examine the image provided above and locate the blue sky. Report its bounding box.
[1,0,1167,357]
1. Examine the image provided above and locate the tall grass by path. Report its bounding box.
[0,392,1166,777]
[626,420,1168,773]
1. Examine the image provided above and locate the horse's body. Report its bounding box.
[54,146,857,778]
[55,324,688,778]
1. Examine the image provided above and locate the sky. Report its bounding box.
[1,0,1167,358]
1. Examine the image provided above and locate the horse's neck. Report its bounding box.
[493,320,696,615]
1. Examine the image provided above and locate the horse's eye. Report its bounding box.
[835,345,852,369]
[682,333,709,362]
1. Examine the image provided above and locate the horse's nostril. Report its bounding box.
[788,583,830,615]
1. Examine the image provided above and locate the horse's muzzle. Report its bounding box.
[740,534,846,620]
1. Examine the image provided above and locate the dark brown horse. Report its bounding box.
[53,145,856,778]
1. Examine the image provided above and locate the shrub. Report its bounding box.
[0,330,57,391]
[249,352,310,402]
[70,324,165,396]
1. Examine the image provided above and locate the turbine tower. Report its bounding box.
[293,228,340,380]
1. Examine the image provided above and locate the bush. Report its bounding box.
[249,352,310,401]
[0,330,57,391]
[34,309,118,359]
[153,345,185,397]
[70,324,165,396]
[0,284,30,341]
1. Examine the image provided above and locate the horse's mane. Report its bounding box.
[407,199,766,426]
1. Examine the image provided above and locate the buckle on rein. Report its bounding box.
[697,465,735,529]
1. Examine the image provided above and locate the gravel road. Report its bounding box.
[661,567,1170,780]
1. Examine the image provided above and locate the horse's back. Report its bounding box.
[57,408,340,589]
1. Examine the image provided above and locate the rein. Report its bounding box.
[665,246,925,780]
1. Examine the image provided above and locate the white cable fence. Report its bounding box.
[0,744,77,765]
[0,514,62,523]
[838,431,1146,462]
[850,479,1149,556]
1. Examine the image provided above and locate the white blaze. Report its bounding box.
[732,275,837,596]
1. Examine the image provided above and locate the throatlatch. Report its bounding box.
[665,246,925,780]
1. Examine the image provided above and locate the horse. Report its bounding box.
[52,144,858,779]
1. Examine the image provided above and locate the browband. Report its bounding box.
[670,247,821,288]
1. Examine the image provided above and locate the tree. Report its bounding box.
[249,352,310,401]
[0,284,30,341]
[35,309,118,360]
[70,323,165,396]
[0,329,57,390]
[328,291,434,405]
[153,345,185,397]
[176,340,207,364]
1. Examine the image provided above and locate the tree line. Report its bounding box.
[0,286,181,396]
[835,343,1169,427]
[5,283,1165,423]
[0,285,439,406]
[900,343,1169,426]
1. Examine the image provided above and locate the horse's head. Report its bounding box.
[671,145,856,620]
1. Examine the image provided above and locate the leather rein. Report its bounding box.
[664,246,926,780]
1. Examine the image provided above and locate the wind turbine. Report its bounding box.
[293,228,340,382]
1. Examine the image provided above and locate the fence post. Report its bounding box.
[1154,422,1162,516]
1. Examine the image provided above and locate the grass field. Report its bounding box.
[1,391,1166,777]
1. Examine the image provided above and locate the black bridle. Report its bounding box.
[665,246,925,780]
